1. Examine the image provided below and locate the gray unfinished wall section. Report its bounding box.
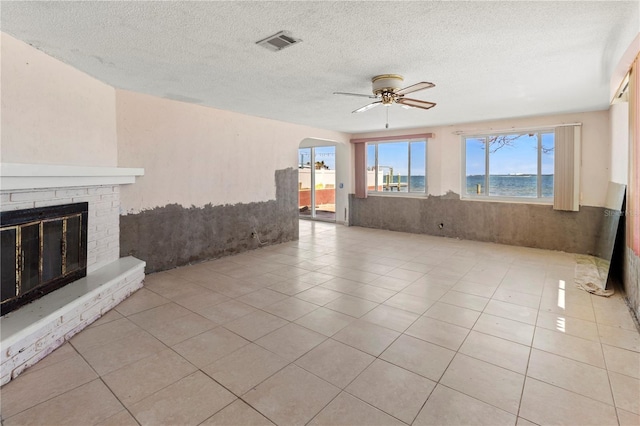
[120,168,298,273]
[350,193,608,256]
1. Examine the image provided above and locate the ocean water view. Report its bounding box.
[467,174,554,197]
[380,175,426,192]
[379,175,553,197]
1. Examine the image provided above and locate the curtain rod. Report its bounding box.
[451,123,582,136]
[350,133,434,144]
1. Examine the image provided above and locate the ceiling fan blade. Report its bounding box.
[396,98,436,110]
[353,101,382,113]
[396,82,435,96]
[334,92,378,99]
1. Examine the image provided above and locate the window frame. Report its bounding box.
[366,138,428,196]
[461,129,555,203]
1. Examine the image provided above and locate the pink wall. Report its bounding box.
[115,89,349,213]
[299,188,335,207]
[1,33,117,166]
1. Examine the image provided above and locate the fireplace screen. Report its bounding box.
[1,203,88,316]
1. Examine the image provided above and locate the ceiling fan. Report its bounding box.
[334,74,436,113]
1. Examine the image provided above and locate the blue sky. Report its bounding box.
[466,133,554,175]
[367,141,426,176]
[299,146,336,170]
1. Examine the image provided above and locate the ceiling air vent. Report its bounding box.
[256,31,301,52]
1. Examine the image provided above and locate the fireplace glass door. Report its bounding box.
[1,203,88,315]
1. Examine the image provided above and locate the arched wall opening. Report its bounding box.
[299,137,351,224]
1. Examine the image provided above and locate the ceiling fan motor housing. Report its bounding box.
[371,74,404,95]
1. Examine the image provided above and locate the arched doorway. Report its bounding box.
[299,137,350,223]
[298,145,336,221]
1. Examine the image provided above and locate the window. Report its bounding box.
[366,139,427,194]
[463,131,554,199]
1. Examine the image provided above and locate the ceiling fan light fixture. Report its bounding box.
[335,74,435,115]
[371,74,404,94]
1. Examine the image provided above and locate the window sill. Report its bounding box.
[367,192,429,199]
[461,195,553,205]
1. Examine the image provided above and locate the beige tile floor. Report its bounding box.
[2,221,640,425]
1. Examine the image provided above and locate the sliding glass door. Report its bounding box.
[298,146,336,221]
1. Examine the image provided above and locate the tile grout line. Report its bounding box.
[72,340,144,425]
[513,264,547,424]
[592,292,623,425]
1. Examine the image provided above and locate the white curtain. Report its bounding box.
[553,125,581,211]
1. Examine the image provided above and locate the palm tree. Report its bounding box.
[315,161,329,170]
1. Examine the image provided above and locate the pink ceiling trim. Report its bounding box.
[350,133,434,144]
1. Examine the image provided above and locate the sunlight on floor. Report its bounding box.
[557,279,566,310]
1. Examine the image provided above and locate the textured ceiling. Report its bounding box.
[2,1,638,133]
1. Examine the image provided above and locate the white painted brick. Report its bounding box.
[101,234,119,245]
[96,237,120,250]
[87,187,114,195]
[98,252,119,265]
[95,223,116,233]
[95,223,113,234]
[88,259,106,273]
[93,247,110,257]
[56,188,88,198]
[1,351,17,374]
[100,193,118,202]
[89,230,108,242]
[94,200,113,211]
[34,330,65,355]
[96,251,118,264]
[34,198,74,208]
[98,245,113,254]
[96,207,119,217]
[128,272,146,286]
[3,323,54,367]
[1,201,36,211]
[112,280,143,304]
[1,358,15,385]
[10,191,56,202]
[98,246,119,257]
[90,214,119,226]
[1,193,10,203]
[80,298,112,323]
[76,303,101,324]
[72,195,101,204]
[112,186,120,194]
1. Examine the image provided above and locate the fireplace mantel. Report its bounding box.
[0,163,144,191]
[1,162,146,385]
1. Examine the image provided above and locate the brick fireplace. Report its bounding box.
[0,163,145,385]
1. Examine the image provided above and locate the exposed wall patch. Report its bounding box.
[350,194,606,255]
[120,168,298,273]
